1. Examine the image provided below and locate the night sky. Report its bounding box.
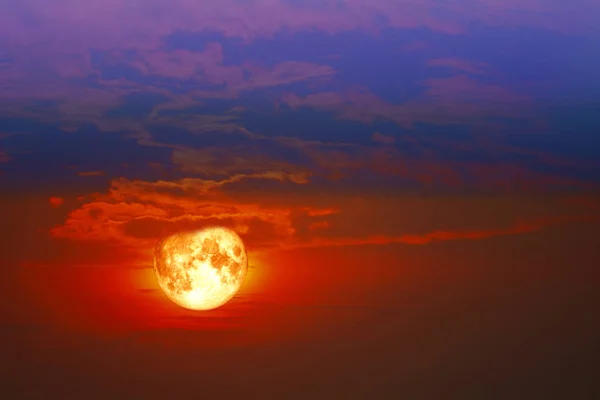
[1,1,600,398]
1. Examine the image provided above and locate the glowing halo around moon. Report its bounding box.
[153,227,248,310]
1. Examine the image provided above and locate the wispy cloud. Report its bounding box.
[372,132,396,144]
[49,170,600,261]
[282,75,531,127]
[426,58,490,75]
[292,213,599,248]
[1,0,597,105]
[78,170,105,177]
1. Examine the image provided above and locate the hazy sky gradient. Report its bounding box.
[1,1,599,398]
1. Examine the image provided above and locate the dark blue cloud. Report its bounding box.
[0,124,173,191]
[106,92,172,119]
[1,10,599,194]
[158,26,600,103]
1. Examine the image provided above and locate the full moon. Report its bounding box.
[153,227,248,310]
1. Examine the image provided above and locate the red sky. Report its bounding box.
[2,190,600,397]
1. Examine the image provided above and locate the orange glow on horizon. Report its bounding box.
[9,189,599,349]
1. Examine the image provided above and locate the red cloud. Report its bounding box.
[50,177,299,252]
[293,213,600,249]
[49,196,64,208]
[309,221,330,230]
[78,170,105,177]
[50,170,600,266]
[304,208,339,217]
